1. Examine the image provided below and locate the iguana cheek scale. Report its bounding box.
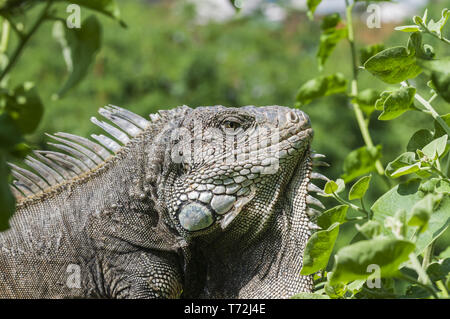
[0,104,328,299]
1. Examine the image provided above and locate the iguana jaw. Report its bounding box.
[181,147,314,298]
[238,148,314,298]
[217,127,313,231]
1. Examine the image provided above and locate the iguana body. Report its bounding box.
[0,105,327,298]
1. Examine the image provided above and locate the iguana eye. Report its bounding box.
[222,119,241,132]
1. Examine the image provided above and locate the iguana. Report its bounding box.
[0,104,328,298]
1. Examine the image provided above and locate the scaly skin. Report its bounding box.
[0,105,317,298]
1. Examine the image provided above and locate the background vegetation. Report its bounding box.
[0,0,448,298]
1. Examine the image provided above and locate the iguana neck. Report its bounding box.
[183,153,313,298]
[7,132,169,250]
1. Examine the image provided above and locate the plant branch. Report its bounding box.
[409,252,433,286]
[345,2,386,179]
[0,1,53,82]
[401,82,450,137]
[417,21,450,45]
[421,240,435,270]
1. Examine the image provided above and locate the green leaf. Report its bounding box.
[406,32,433,60]
[419,58,450,103]
[324,279,346,299]
[385,209,408,238]
[317,205,348,229]
[0,113,24,151]
[53,16,102,98]
[352,89,380,117]
[408,193,442,233]
[395,25,421,32]
[421,134,448,159]
[348,175,372,200]
[296,73,347,105]
[426,8,449,36]
[4,82,43,134]
[374,91,389,111]
[364,46,422,84]
[439,247,450,259]
[301,223,340,275]
[422,9,429,24]
[291,292,330,299]
[229,0,242,12]
[426,258,450,282]
[306,0,322,19]
[404,285,431,298]
[329,238,415,285]
[356,220,382,239]
[406,129,434,152]
[59,0,125,26]
[323,179,344,195]
[0,155,15,231]
[346,279,366,295]
[434,113,450,138]
[371,179,450,253]
[419,178,450,194]
[413,15,423,25]
[324,180,338,194]
[377,86,416,121]
[360,44,385,65]
[341,145,382,183]
[385,152,420,178]
[317,14,347,69]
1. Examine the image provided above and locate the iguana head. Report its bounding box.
[157,105,312,234]
[153,105,322,297]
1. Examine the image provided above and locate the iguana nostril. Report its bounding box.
[287,111,299,123]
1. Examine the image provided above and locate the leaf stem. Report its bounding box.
[401,82,450,137]
[0,1,53,83]
[421,240,434,270]
[409,252,433,286]
[428,93,437,104]
[436,280,449,297]
[398,272,439,299]
[345,2,386,179]
[445,153,450,177]
[431,165,448,179]
[418,21,450,45]
[0,18,10,54]
[332,193,370,218]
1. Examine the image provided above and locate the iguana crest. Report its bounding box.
[9,105,175,206]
